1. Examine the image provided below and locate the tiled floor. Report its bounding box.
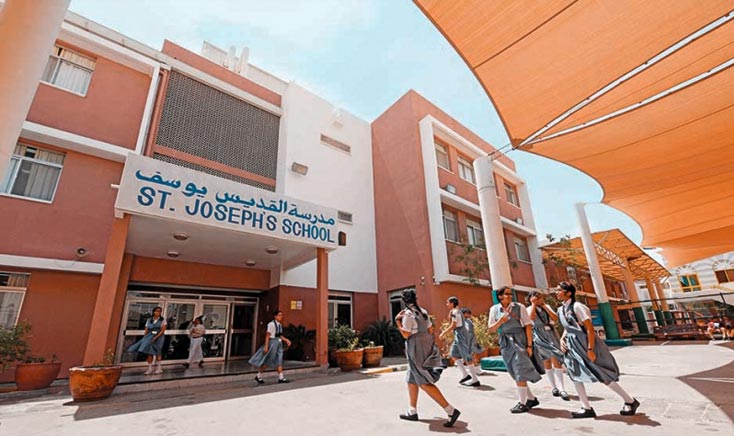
[119,359,317,385]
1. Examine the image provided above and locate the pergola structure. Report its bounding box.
[542,228,671,332]
[414,0,734,268]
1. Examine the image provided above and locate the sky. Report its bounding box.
[68,0,661,262]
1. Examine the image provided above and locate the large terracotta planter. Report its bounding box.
[487,346,501,357]
[362,346,384,368]
[336,349,363,371]
[14,362,62,391]
[68,365,123,402]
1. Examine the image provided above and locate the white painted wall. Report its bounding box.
[278,83,377,293]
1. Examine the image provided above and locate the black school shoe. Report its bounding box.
[459,375,472,384]
[571,408,597,419]
[620,398,640,416]
[278,378,290,384]
[461,380,481,387]
[399,413,419,421]
[525,397,540,409]
[552,388,560,397]
[444,409,461,427]
[510,402,530,414]
[254,376,265,385]
[560,391,570,401]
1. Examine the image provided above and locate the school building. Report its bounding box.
[0,8,547,381]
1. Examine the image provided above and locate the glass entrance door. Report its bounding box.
[228,303,256,358]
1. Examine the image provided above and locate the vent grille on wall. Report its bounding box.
[338,211,353,224]
[156,71,280,180]
[321,134,351,154]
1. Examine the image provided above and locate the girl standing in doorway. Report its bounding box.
[395,289,461,428]
[184,316,206,369]
[489,286,544,413]
[249,310,292,384]
[527,291,569,400]
[555,281,639,419]
[128,306,167,375]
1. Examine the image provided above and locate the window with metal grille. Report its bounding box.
[1,144,65,202]
[0,272,29,328]
[156,72,280,180]
[41,45,95,95]
[321,134,351,154]
[338,211,353,224]
[153,153,275,192]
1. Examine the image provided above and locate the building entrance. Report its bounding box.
[117,287,259,365]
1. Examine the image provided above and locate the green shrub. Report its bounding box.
[360,318,404,356]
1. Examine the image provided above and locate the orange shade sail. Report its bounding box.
[415,0,734,266]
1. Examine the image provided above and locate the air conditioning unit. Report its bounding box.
[445,184,457,194]
[515,217,524,225]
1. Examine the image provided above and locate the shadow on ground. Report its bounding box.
[678,341,734,421]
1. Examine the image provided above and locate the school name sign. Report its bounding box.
[116,154,338,248]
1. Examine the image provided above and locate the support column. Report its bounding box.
[0,0,70,180]
[315,247,329,367]
[575,203,619,339]
[653,280,673,323]
[622,264,649,334]
[474,156,513,296]
[646,278,665,326]
[516,182,548,289]
[83,215,130,365]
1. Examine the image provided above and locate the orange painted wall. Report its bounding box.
[0,144,122,263]
[129,257,270,290]
[352,292,379,333]
[27,42,150,149]
[504,230,536,287]
[0,269,100,382]
[161,41,281,107]
[496,176,524,223]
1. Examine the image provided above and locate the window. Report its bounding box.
[328,294,352,328]
[1,144,65,202]
[435,142,450,170]
[457,156,475,184]
[466,219,484,247]
[41,45,95,95]
[715,269,734,284]
[678,274,701,292]
[0,272,29,329]
[514,237,531,262]
[321,134,351,154]
[504,182,519,206]
[442,210,459,242]
[338,211,353,224]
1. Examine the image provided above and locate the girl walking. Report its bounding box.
[127,306,167,375]
[489,286,544,413]
[249,310,292,384]
[526,291,569,400]
[439,297,480,387]
[395,289,461,428]
[555,281,639,418]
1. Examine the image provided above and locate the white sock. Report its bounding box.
[408,406,417,415]
[607,381,634,403]
[553,368,566,391]
[257,372,263,379]
[279,373,285,380]
[456,359,468,377]
[518,386,528,404]
[467,365,479,382]
[574,382,591,409]
[443,405,455,415]
[526,385,536,400]
[546,368,558,389]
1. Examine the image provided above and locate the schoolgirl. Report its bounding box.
[439,296,480,387]
[526,291,569,400]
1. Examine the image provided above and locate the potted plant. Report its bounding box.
[328,324,354,367]
[68,349,123,402]
[361,341,384,368]
[472,313,499,357]
[329,325,363,371]
[283,324,316,361]
[360,318,404,356]
[1,323,62,391]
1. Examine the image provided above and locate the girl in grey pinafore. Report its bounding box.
[527,291,569,400]
[496,303,544,383]
[404,307,444,385]
[555,281,639,419]
[440,297,480,386]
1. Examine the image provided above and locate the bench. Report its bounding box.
[653,324,706,340]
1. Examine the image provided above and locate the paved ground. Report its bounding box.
[1,342,732,435]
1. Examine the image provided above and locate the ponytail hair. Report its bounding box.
[558,281,576,302]
[401,289,428,320]
[447,296,459,307]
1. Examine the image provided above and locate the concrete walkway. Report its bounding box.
[1,343,732,435]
